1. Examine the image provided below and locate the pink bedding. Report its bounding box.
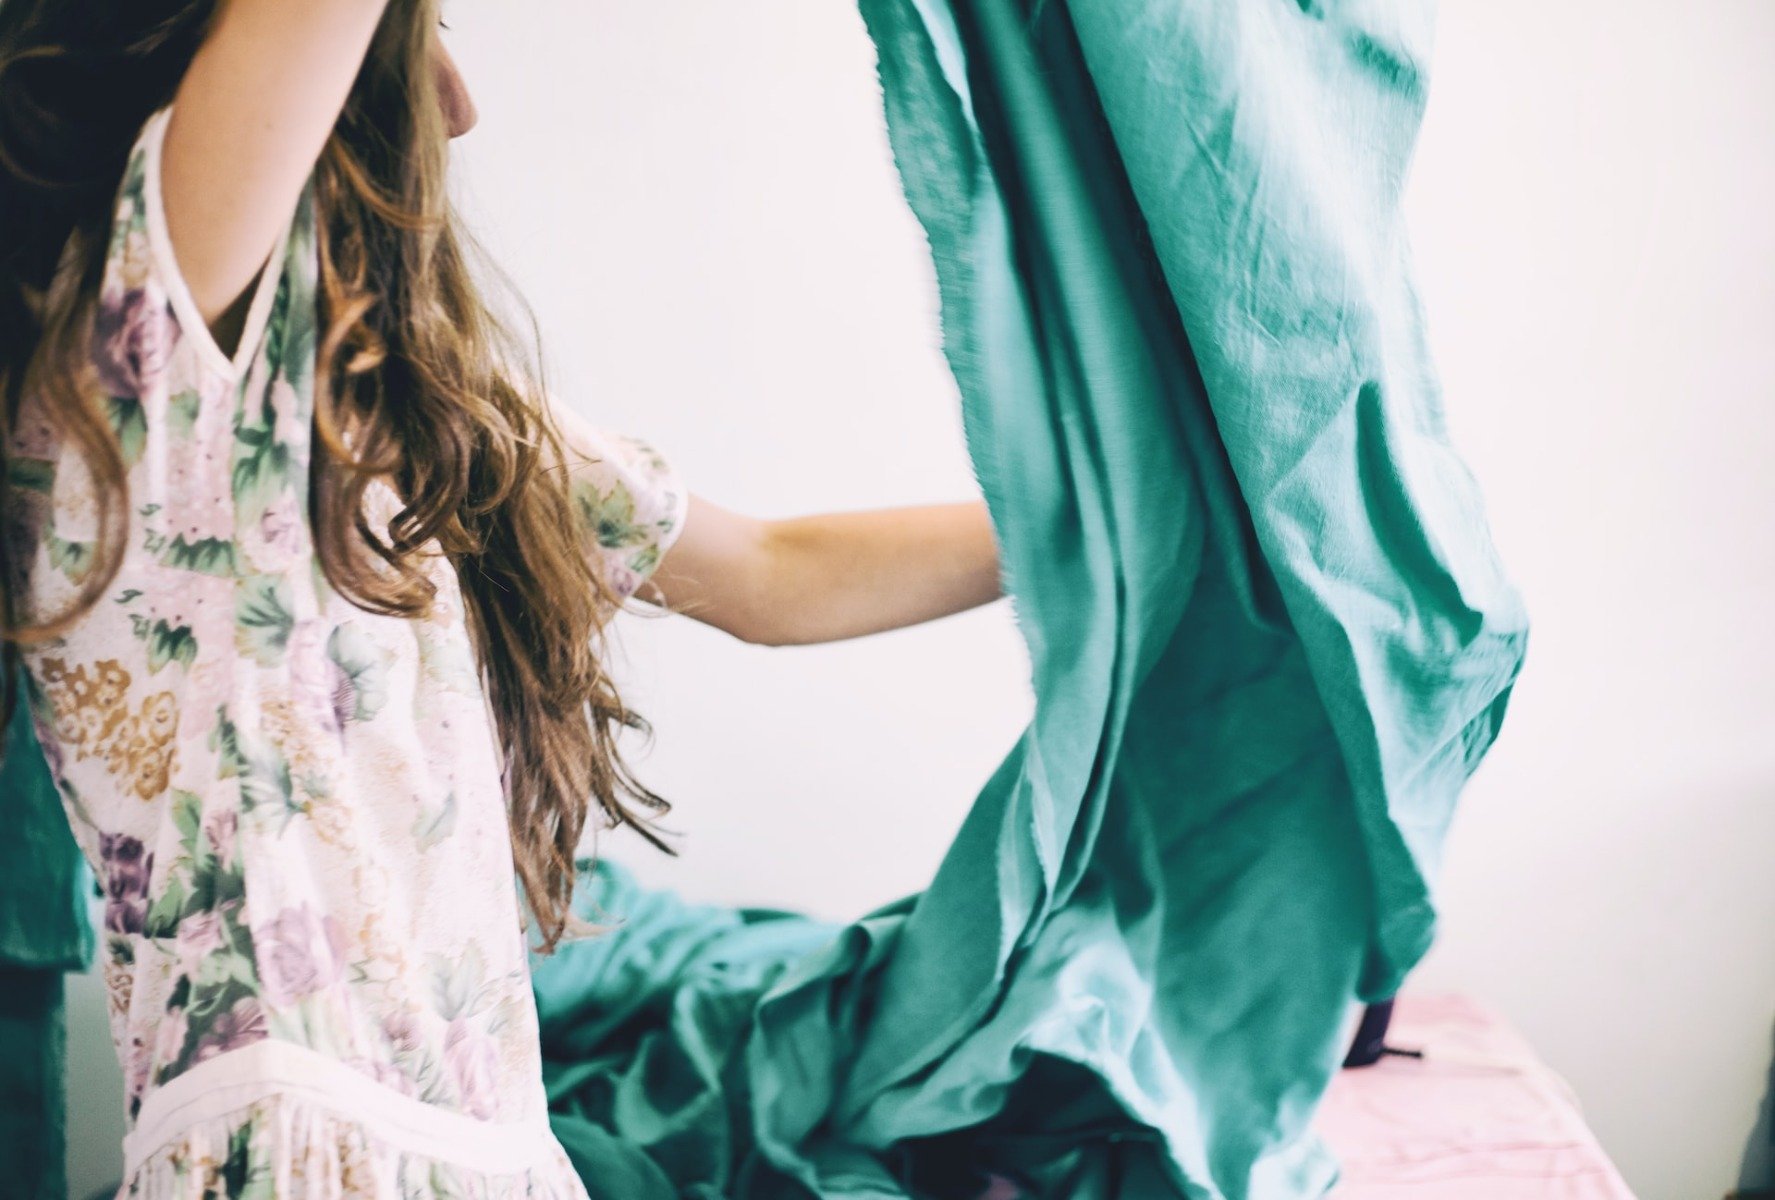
[1315,993,1636,1198]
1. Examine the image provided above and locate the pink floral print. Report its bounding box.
[4,105,685,1195]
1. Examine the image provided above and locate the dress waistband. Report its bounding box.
[125,1039,562,1177]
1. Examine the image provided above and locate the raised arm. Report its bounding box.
[162,0,393,337]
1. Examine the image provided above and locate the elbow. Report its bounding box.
[724,521,804,648]
[728,609,800,648]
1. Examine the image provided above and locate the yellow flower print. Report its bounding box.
[142,691,177,742]
[258,695,334,795]
[303,794,354,849]
[37,658,178,800]
[129,743,174,801]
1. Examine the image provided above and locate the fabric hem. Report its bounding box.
[656,460,693,567]
[125,1040,563,1179]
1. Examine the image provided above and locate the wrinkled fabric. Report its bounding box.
[0,665,93,973]
[0,662,93,1200]
[536,2,1527,1199]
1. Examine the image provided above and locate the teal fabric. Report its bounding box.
[0,662,94,1200]
[1,664,93,971]
[536,2,1527,1198]
[0,968,69,1200]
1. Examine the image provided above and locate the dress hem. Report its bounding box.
[126,1039,562,1179]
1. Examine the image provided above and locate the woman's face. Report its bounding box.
[435,36,477,139]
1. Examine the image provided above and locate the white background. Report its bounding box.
[63,3,1775,1198]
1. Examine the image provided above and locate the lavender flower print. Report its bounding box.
[193,998,268,1064]
[174,909,226,979]
[100,832,153,935]
[91,280,177,399]
[443,1019,500,1120]
[255,491,305,569]
[256,904,349,1006]
[202,807,236,863]
[287,619,350,738]
[383,1009,424,1057]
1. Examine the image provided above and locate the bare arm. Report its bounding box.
[162,0,392,333]
[647,496,1003,647]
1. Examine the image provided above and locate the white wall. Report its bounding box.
[1402,4,1775,1197]
[64,3,1775,1198]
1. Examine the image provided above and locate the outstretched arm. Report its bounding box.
[162,0,393,340]
[647,496,1003,647]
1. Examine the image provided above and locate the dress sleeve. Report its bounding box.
[18,105,297,621]
[95,105,293,397]
[547,396,692,605]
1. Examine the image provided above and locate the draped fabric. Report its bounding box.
[0,664,94,1200]
[533,2,1528,1198]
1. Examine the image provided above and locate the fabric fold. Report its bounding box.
[0,663,94,1200]
[537,3,1526,1198]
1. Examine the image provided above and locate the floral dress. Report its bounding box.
[2,107,688,1197]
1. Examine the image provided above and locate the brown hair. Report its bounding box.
[0,0,672,949]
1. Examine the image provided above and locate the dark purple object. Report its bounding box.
[1342,999,1395,1069]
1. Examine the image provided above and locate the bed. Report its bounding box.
[1316,993,1637,1198]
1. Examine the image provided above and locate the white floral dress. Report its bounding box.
[2,107,688,1197]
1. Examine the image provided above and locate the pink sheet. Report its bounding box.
[1315,993,1637,1198]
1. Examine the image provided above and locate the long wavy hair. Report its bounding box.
[0,0,673,949]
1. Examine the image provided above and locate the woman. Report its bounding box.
[0,0,1002,1193]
